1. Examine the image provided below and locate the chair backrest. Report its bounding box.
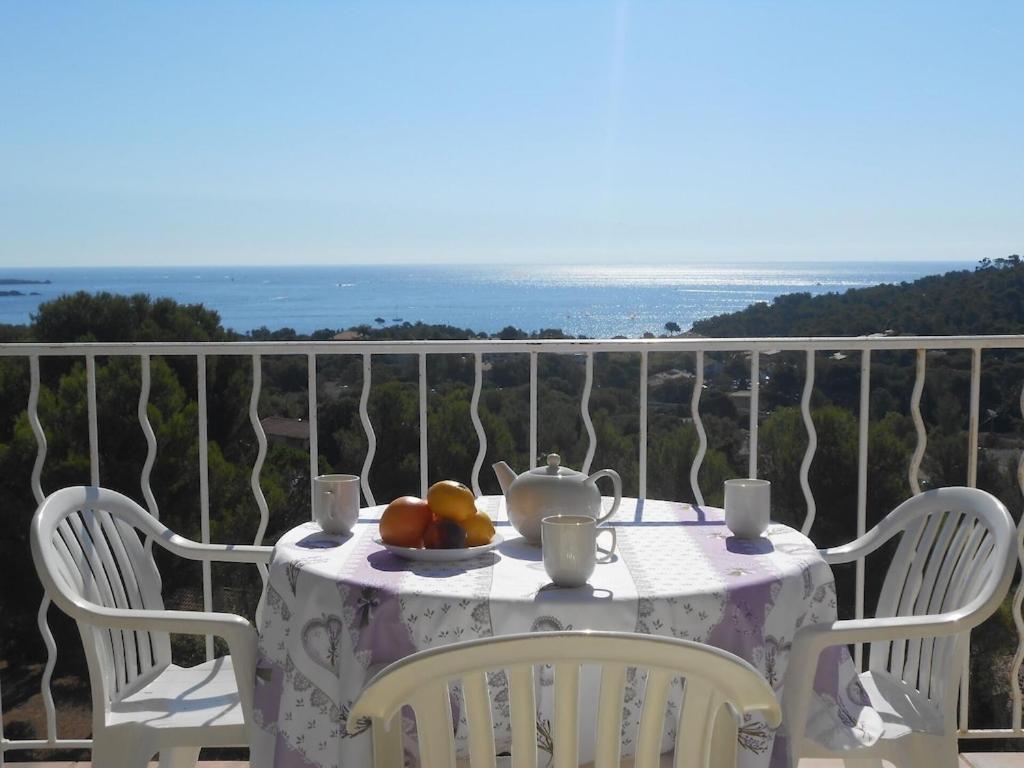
[869,486,1016,709]
[348,630,781,768]
[30,486,172,711]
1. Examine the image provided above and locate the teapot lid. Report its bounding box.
[528,453,581,477]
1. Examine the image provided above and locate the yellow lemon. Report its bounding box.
[461,511,496,547]
[426,480,477,522]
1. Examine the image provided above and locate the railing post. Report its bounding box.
[749,350,759,479]
[529,351,538,467]
[197,353,213,660]
[308,352,319,517]
[639,350,648,500]
[419,352,429,498]
[86,353,99,485]
[855,349,870,670]
[968,347,981,488]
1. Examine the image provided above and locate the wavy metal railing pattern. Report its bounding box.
[28,356,58,743]
[469,353,487,497]
[249,355,270,545]
[799,349,817,536]
[5,335,1024,750]
[909,349,927,495]
[249,354,270,627]
[1012,380,1024,729]
[138,355,161,587]
[581,352,596,475]
[690,351,707,506]
[138,355,159,525]
[359,353,377,506]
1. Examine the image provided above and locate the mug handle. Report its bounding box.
[596,526,617,563]
[587,469,622,524]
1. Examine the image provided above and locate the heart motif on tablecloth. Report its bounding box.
[302,614,345,674]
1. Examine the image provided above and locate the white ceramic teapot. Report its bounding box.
[492,453,622,545]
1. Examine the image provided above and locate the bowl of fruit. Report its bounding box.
[376,480,502,562]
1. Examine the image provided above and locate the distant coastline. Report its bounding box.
[0,262,975,337]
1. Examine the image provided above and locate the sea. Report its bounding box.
[0,262,972,338]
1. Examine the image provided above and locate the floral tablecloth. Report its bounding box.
[251,497,877,768]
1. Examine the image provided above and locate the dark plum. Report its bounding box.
[423,519,467,549]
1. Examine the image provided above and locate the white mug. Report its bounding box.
[541,515,617,588]
[314,474,360,535]
[724,478,771,539]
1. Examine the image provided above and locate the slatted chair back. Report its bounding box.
[869,487,1016,710]
[348,631,781,768]
[31,486,172,710]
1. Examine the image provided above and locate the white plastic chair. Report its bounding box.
[782,486,1016,768]
[29,485,273,768]
[347,630,782,768]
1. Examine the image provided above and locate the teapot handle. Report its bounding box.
[587,469,622,524]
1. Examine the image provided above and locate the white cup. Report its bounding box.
[541,515,617,588]
[724,478,771,539]
[314,474,360,535]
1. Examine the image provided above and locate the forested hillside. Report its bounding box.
[693,255,1024,337]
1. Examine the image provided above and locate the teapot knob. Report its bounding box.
[546,453,561,468]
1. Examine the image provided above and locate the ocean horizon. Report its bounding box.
[0,261,975,338]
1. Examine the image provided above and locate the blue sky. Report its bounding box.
[0,1,1021,267]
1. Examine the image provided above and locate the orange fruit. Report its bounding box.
[379,496,432,548]
[461,511,495,547]
[426,480,477,522]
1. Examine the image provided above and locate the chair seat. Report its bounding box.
[805,669,945,754]
[856,670,945,739]
[108,655,246,742]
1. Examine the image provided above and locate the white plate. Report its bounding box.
[375,532,504,562]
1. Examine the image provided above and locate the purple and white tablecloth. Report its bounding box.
[251,497,879,768]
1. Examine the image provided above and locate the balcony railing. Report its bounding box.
[1,334,1023,759]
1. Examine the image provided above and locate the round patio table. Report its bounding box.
[250,496,875,768]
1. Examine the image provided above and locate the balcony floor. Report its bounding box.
[7,758,1024,767]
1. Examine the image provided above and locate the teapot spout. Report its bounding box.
[492,461,518,496]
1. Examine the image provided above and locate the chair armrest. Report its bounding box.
[154,529,274,565]
[792,612,968,652]
[78,602,260,723]
[76,601,255,640]
[819,527,900,565]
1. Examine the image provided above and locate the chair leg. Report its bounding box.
[91,734,154,768]
[158,745,202,768]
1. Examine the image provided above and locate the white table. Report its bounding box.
[251,497,877,768]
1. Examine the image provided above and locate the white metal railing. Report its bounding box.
[1,334,1023,759]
